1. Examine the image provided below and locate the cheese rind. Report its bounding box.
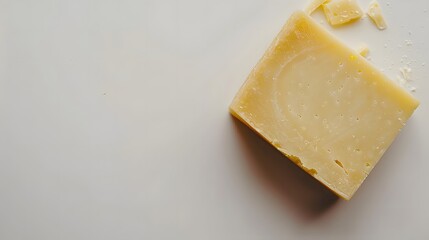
[323,0,363,25]
[230,11,419,200]
[367,0,387,30]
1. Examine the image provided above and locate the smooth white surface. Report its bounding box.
[0,0,428,239]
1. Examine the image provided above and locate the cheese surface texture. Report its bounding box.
[323,0,363,25]
[230,12,419,200]
[367,0,387,30]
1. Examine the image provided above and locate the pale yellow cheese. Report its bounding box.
[305,0,328,15]
[323,0,363,26]
[357,44,369,57]
[230,11,419,200]
[367,0,387,30]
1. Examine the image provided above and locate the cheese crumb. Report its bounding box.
[367,0,387,30]
[400,67,411,80]
[397,67,416,92]
[405,40,413,46]
[323,0,363,26]
[357,44,369,57]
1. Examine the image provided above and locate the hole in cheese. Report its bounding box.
[335,160,349,175]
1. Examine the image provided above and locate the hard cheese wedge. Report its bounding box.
[230,11,419,200]
[367,0,387,30]
[323,0,363,26]
[305,0,328,15]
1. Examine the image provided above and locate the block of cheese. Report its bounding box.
[367,0,387,30]
[323,0,363,26]
[230,11,419,200]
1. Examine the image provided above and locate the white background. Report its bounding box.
[0,0,428,239]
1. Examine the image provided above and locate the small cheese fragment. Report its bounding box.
[323,0,363,26]
[397,66,416,92]
[230,11,419,200]
[305,0,328,15]
[357,44,369,57]
[367,0,387,30]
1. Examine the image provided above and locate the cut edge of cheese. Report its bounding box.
[367,0,387,30]
[230,11,419,200]
[323,0,363,26]
[231,105,352,200]
[304,0,329,15]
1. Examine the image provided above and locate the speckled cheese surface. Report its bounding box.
[230,11,419,200]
